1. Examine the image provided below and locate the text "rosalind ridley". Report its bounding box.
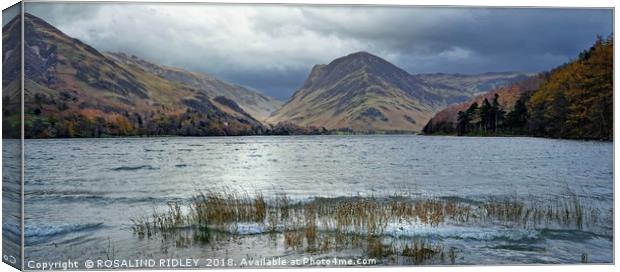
[84,258,200,269]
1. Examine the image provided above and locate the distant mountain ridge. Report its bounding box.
[418,72,534,98]
[3,13,540,137]
[105,52,282,122]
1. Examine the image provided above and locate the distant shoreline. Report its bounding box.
[421,132,613,142]
[8,131,419,140]
[4,133,612,142]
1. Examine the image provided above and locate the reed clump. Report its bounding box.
[189,191,267,226]
[401,239,442,264]
[283,228,304,249]
[130,202,187,238]
[483,194,588,229]
[130,188,595,261]
[132,189,592,235]
[366,236,395,258]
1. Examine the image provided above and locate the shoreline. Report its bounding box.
[4,132,613,142]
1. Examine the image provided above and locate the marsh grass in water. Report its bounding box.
[401,239,443,264]
[130,189,598,264]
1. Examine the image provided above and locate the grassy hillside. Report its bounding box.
[268,52,448,132]
[3,13,266,138]
[106,52,282,122]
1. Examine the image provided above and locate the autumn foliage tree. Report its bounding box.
[425,35,613,140]
[528,35,613,140]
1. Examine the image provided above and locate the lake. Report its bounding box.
[5,135,613,267]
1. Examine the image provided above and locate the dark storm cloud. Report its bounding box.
[24,3,613,100]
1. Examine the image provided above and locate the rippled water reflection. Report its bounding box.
[14,135,613,265]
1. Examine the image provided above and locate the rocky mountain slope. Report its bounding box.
[267,52,443,132]
[3,13,270,138]
[106,52,282,122]
[267,52,516,132]
[2,12,21,138]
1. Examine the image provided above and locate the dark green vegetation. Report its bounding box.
[430,92,531,136]
[130,189,595,264]
[424,36,613,140]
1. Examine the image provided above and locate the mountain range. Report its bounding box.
[417,72,533,98]
[3,13,533,137]
[3,13,282,138]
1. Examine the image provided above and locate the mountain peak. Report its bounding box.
[1,12,42,32]
[22,12,82,51]
[332,51,389,66]
[23,12,58,31]
[345,51,377,58]
[300,51,416,93]
[268,51,445,132]
[24,12,37,19]
[330,50,409,76]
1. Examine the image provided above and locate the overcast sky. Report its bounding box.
[24,3,613,100]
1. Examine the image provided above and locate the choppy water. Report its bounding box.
[4,135,614,266]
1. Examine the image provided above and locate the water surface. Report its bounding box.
[15,135,613,265]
